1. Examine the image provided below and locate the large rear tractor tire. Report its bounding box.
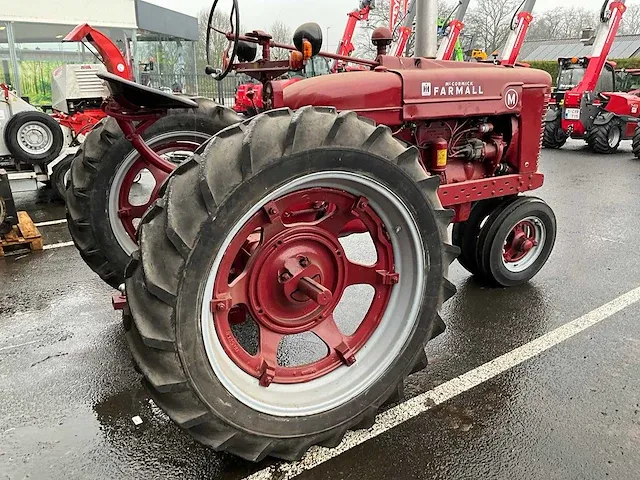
[65,101,241,289]
[586,120,622,154]
[123,107,458,461]
[4,111,64,164]
[542,116,567,149]
[632,125,640,159]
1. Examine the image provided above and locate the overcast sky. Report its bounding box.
[147,0,629,50]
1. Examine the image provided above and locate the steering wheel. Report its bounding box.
[206,0,240,81]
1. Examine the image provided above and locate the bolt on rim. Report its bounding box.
[17,121,54,154]
[108,131,209,254]
[200,171,426,417]
[502,216,546,273]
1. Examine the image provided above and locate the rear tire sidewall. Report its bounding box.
[51,154,73,200]
[6,111,64,163]
[176,149,444,436]
[481,198,556,287]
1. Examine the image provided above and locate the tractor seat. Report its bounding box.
[97,72,198,110]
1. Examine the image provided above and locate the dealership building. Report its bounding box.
[0,0,198,99]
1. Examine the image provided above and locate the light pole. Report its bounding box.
[326,26,331,52]
[415,0,438,57]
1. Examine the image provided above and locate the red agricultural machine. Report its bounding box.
[66,0,556,462]
[232,0,374,115]
[542,0,640,154]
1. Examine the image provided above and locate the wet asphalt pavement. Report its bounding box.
[1,140,640,479]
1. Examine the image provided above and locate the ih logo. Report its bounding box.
[505,88,519,109]
[422,82,432,96]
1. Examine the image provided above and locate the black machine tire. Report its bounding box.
[65,102,241,289]
[542,116,567,149]
[632,125,640,159]
[50,154,74,201]
[452,198,502,276]
[586,120,622,154]
[476,196,556,287]
[123,106,458,461]
[4,111,64,164]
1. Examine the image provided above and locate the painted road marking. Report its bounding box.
[0,339,40,352]
[43,241,75,250]
[245,286,640,480]
[35,219,67,227]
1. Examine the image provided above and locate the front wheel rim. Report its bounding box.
[108,131,210,255]
[17,121,54,155]
[501,216,546,273]
[200,171,426,417]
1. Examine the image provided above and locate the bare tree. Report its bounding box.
[269,20,293,60]
[463,0,519,54]
[620,3,640,35]
[196,8,235,74]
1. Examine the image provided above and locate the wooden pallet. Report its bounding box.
[0,211,43,257]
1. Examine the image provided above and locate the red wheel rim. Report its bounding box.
[117,141,200,240]
[210,188,399,386]
[503,219,538,263]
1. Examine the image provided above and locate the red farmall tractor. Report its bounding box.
[68,0,556,461]
[542,0,640,154]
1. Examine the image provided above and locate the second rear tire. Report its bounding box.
[65,102,241,289]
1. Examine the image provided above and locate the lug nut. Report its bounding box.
[268,207,277,215]
[299,257,310,267]
[280,272,292,282]
[215,302,226,311]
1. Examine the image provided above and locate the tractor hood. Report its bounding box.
[281,57,552,125]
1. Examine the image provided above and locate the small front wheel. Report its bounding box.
[476,196,556,287]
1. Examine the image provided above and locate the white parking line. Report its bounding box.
[35,219,67,227]
[245,286,640,480]
[42,241,75,250]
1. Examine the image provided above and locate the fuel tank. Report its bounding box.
[281,57,552,124]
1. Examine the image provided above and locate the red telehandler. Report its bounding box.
[542,0,640,154]
[80,0,557,462]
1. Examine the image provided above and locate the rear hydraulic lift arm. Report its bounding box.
[499,0,537,65]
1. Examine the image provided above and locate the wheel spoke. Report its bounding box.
[228,271,249,306]
[118,204,149,219]
[345,260,398,287]
[316,208,357,237]
[346,260,379,286]
[257,326,282,387]
[312,315,356,366]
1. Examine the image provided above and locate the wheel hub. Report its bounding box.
[503,220,539,263]
[247,226,347,333]
[18,122,53,154]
